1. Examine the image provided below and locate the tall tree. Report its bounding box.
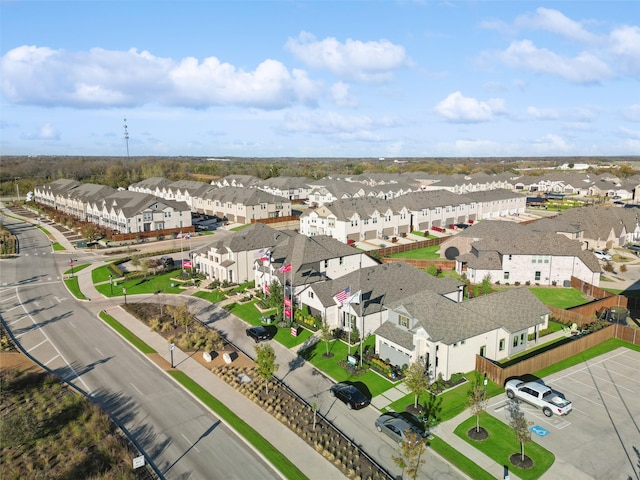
[404,361,429,409]
[254,343,279,395]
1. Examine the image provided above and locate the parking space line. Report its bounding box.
[131,382,144,396]
[181,433,201,453]
[44,354,60,366]
[27,339,48,352]
[5,304,22,313]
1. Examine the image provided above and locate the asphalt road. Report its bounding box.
[0,215,280,480]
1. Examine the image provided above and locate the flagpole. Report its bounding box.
[359,291,364,367]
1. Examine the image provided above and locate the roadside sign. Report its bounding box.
[170,343,175,351]
[133,455,145,468]
[530,425,549,437]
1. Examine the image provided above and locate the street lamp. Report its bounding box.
[169,342,175,368]
[123,287,127,304]
[109,275,113,295]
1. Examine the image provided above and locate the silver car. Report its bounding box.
[375,413,426,445]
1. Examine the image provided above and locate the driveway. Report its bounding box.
[487,347,640,480]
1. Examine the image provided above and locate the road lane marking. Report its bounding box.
[181,434,200,453]
[95,347,104,356]
[131,383,144,396]
[14,286,92,394]
[68,321,76,329]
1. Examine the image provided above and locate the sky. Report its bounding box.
[1,1,639,158]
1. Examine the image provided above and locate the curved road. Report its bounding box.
[0,213,280,480]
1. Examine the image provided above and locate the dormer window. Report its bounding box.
[398,315,409,328]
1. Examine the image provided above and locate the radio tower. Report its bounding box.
[123,117,130,158]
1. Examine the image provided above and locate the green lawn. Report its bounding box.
[528,287,590,309]
[300,336,396,397]
[52,242,66,251]
[387,245,441,259]
[193,289,227,303]
[384,375,503,421]
[95,270,184,297]
[92,264,123,284]
[64,277,87,300]
[64,263,90,275]
[454,413,555,480]
[429,435,495,480]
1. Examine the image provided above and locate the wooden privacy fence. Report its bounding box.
[252,214,300,225]
[476,324,639,386]
[377,236,446,257]
[107,226,194,242]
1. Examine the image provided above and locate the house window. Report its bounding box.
[535,271,541,281]
[504,272,510,280]
[499,338,505,351]
[508,255,512,260]
[324,260,329,268]
[520,333,525,344]
[339,257,344,265]
[398,315,409,328]
[372,217,378,223]
[461,339,465,345]
[308,291,314,299]
[513,336,518,347]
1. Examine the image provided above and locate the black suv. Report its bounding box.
[160,256,174,268]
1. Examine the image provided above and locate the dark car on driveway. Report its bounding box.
[245,326,273,343]
[329,383,370,410]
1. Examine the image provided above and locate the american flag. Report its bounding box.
[333,286,351,305]
[279,263,292,273]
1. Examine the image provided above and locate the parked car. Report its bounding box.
[505,378,572,417]
[329,383,370,410]
[375,413,427,445]
[624,244,640,252]
[245,326,273,343]
[593,250,612,261]
[160,256,174,268]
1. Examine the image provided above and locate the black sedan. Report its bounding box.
[329,383,370,410]
[245,326,273,343]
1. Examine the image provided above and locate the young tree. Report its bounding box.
[404,361,429,409]
[420,392,443,433]
[391,430,426,480]
[319,320,333,357]
[467,372,488,434]
[264,280,283,319]
[507,399,533,462]
[254,343,279,395]
[140,259,150,279]
[481,274,492,295]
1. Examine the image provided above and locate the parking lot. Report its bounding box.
[488,347,640,479]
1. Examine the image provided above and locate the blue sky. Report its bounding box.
[1,1,639,158]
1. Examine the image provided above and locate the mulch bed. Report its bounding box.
[510,453,534,469]
[467,426,489,441]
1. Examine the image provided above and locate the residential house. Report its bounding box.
[441,220,601,287]
[192,187,292,224]
[377,287,549,380]
[257,176,313,200]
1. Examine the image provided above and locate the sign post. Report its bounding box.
[69,260,75,278]
[169,342,175,368]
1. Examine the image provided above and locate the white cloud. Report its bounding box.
[280,110,396,140]
[434,91,506,123]
[515,8,598,44]
[329,82,358,108]
[623,104,640,122]
[497,40,612,83]
[619,126,640,139]
[285,31,409,82]
[0,45,322,109]
[21,123,60,140]
[531,133,571,153]
[527,106,559,120]
[608,25,640,74]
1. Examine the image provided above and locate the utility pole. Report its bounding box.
[123,118,130,158]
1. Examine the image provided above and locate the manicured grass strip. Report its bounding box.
[92,264,121,284]
[64,277,87,300]
[52,242,66,251]
[98,311,156,354]
[169,370,307,480]
[193,289,227,303]
[38,226,51,235]
[95,270,184,297]
[429,435,494,480]
[454,413,554,480]
[387,245,441,260]
[64,263,90,275]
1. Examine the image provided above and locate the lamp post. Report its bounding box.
[109,275,113,295]
[123,287,127,304]
[169,342,175,368]
[483,373,488,402]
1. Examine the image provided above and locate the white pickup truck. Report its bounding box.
[505,378,572,417]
